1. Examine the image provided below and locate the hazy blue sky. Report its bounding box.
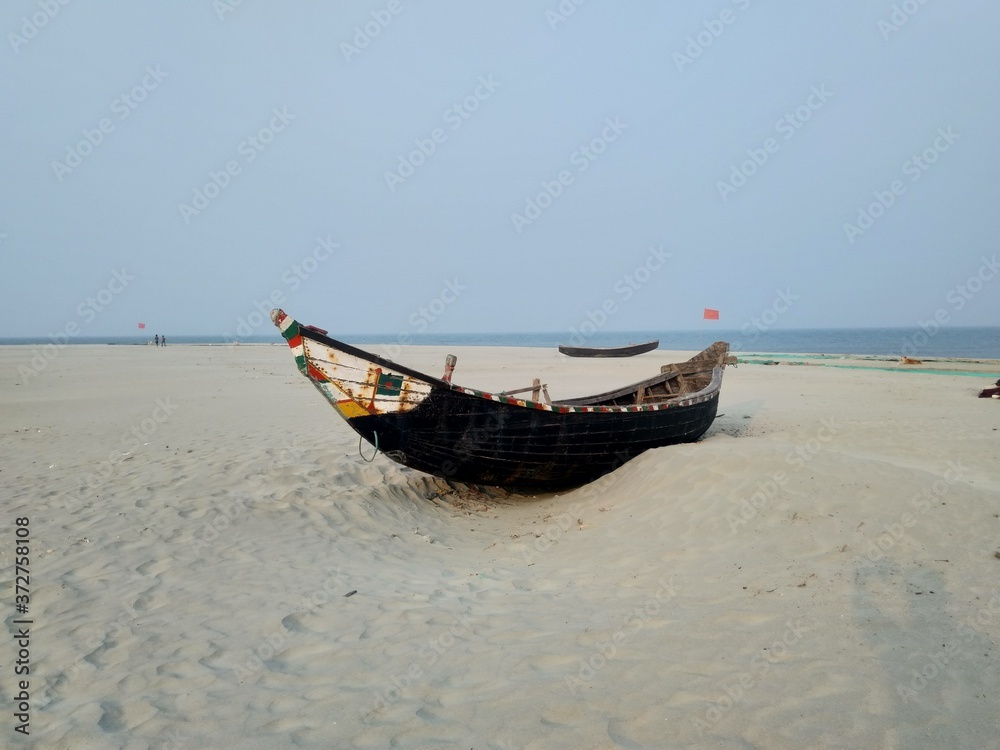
[2,1,998,338]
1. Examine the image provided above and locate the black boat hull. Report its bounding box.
[558,341,659,358]
[348,383,719,490]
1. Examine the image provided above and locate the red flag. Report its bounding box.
[703,308,719,320]
[138,322,146,329]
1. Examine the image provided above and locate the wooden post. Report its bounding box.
[442,354,457,383]
[531,378,541,402]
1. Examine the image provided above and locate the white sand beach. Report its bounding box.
[3,343,1000,749]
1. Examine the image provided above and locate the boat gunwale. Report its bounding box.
[274,309,725,415]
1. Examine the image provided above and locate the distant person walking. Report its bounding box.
[155,334,160,346]
[161,335,166,346]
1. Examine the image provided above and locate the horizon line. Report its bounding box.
[2,324,1000,340]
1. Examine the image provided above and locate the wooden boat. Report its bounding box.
[558,340,659,358]
[272,309,735,490]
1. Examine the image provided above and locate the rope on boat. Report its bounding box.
[359,431,379,462]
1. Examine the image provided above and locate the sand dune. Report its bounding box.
[2,343,999,749]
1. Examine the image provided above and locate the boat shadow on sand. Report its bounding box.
[851,560,1000,742]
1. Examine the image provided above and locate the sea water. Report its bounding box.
[2,327,998,359]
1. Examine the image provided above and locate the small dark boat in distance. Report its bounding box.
[272,309,735,491]
[558,340,659,358]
